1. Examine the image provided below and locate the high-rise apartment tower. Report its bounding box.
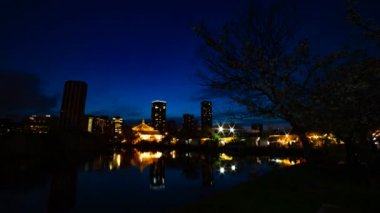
[59,80,87,131]
[201,100,212,136]
[151,100,166,133]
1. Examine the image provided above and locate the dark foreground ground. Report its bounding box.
[171,163,380,213]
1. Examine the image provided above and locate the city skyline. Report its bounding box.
[0,1,379,212]
[1,0,379,121]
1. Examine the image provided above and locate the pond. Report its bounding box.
[0,148,304,212]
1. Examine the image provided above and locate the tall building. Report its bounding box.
[201,100,212,137]
[59,80,87,131]
[112,116,123,135]
[182,113,197,138]
[151,100,166,133]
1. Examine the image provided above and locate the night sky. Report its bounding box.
[1,0,379,123]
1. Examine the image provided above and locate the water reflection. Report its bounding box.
[131,150,163,171]
[48,169,77,212]
[268,157,304,166]
[79,149,304,187]
[201,155,213,187]
[150,158,165,190]
[0,149,305,212]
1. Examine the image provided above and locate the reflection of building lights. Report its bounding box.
[139,152,162,161]
[116,154,121,168]
[269,158,302,166]
[108,153,123,170]
[256,157,262,164]
[373,130,380,141]
[132,150,163,172]
[87,117,93,132]
[109,163,113,170]
[219,153,233,161]
[219,167,225,174]
[170,150,176,159]
[231,165,236,171]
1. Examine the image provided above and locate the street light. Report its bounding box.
[218,125,224,133]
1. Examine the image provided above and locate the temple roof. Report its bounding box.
[132,120,160,134]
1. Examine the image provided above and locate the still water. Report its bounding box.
[0,148,303,212]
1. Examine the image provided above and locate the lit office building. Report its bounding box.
[59,80,87,131]
[112,116,123,135]
[201,100,212,136]
[151,100,166,133]
[86,115,110,135]
[25,114,57,134]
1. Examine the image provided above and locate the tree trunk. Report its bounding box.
[343,137,358,167]
[343,135,378,186]
[292,126,315,164]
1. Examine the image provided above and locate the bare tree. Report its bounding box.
[194,1,320,144]
[195,0,380,165]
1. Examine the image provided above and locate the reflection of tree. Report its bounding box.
[48,169,77,212]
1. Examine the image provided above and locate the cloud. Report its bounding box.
[0,70,58,117]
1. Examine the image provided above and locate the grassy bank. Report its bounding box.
[173,164,379,213]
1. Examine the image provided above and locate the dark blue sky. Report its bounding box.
[1,0,379,122]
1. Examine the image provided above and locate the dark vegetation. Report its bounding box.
[194,0,380,169]
[172,163,380,213]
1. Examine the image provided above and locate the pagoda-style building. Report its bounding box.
[132,120,163,144]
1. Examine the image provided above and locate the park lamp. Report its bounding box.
[218,125,224,133]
